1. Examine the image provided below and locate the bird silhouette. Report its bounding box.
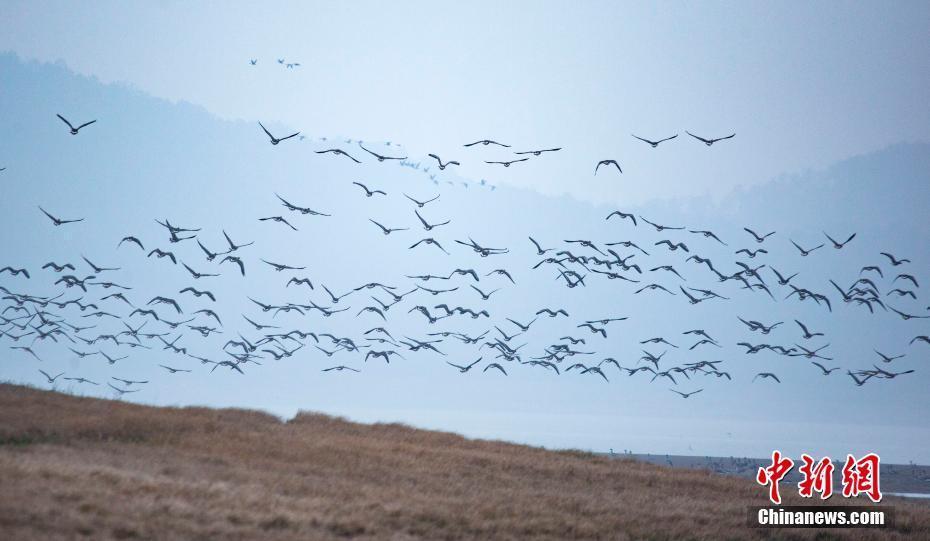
[483,363,508,375]
[258,122,299,145]
[790,240,824,257]
[428,154,460,170]
[352,181,387,197]
[358,143,406,161]
[258,216,298,231]
[464,140,510,147]
[880,252,911,266]
[404,193,440,208]
[686,131,735,146]
[316,148,361,163]
[56,114,96,135]
[485,158,528,167]
[631,134,678,147]
[595,160,622,174]
[514,147,561,156]
[670,389,703,398]
[823,232,856,249]
[753,372,781,383]
[369,219,408,235]
[38,206,83,226]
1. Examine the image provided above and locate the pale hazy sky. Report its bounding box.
[1,1,928,204]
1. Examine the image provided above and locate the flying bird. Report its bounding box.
[447,358,483,373]
[220,255,245,276]
[640,217,684,232]
[415,209,450,231]
[147,248,177,265]
[689,229,727,245]
[464,140,510,147]
[428,154,460,170]
[790,240,824,257]
[409,238,449,255]
[81,255,119,274]
[893,274,919,288]
[794,320,823,339]
[735,248,767,258]
[259,216,298,231]
[403,193,440,208]
[670,389,703,398]
[823,232,856,249]
[315,148,361,163]
[631,134,678,147]
[595,160,622,175]
[605,211,637,226]
[811,362,840,375]
[179,287,216,302]
[514,147,561,156]
[528,236,553,255]
[753,372,782,383]
[686,131,735,146]
[159,365,192,374]
[743,228,775,243]
[358,142,406,161]
[486,269,515,284]
[275,193,330,216]
[261,259,305,272]
[38,206,83,226]
[0,267,29,279]
[352,181,387,197]
[41,262,75,272]
[258,122,299,145]
[369,219,408,235]
[483,363,508,375]
[323,365,360,373]
[38,369,65,383]
[880,252,910,266]
[118,236,145,250]
[484,158,528,167]
[222,230,254,252]
[181,262,218,279]
[56,114,96,135]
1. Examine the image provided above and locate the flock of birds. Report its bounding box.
[1,113,928,402]
[249,57,302,69]
[253,118,736,175]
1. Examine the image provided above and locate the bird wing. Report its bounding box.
[38,206,58,222]
[258,122,275,140]
[56,114,74,130]
[686,131,709,143]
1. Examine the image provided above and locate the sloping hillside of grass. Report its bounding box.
[0,383,927,540]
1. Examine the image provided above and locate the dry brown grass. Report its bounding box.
[0,383,927,540]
